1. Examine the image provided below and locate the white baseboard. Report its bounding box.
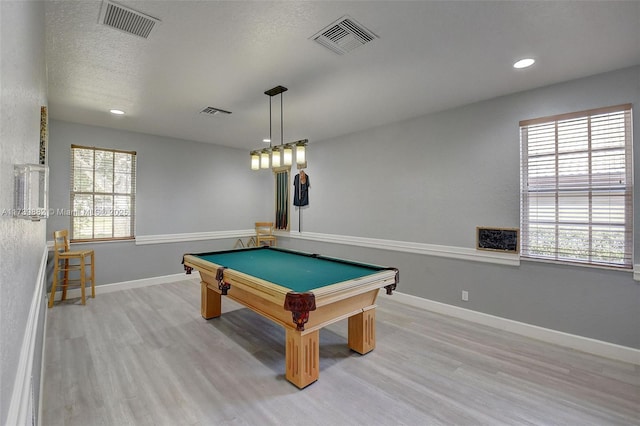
[51,272,198,301]
[386,290,640,365]
[7,246,48,426]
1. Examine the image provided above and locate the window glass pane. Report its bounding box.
[73,194,93,216]
[558,152,588,189]
[526,123,555,156]
[592,149,626,187]
[527,194,555,223]
[557,118,588,153]
[592,193,626,224]
[94,150,114,193]
[73,216,93,240]
[525,224,556,257]
[73,148,94,192]
[591,226,626,265]
[557,194,589,224]
[94,216,113,239]
[114,152,132,194]
[592,112,625,149]
[95,194,113,217]
[114,195,131,216]
[113,217,130,238]
[557,225,589,261]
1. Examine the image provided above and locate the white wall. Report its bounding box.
[0,2,48,424]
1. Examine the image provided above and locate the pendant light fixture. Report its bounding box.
[250,85,308,170]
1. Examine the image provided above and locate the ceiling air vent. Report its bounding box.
[200,107,232,116]
[99,0,160,39]
[311,15,378,55]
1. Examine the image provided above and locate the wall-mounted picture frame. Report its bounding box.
[476,227,519,253]
[39,106,48,165]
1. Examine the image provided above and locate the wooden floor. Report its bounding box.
[42,280,640,426]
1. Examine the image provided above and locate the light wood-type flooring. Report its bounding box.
[42,280,640,425]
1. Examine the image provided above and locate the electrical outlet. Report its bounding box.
[462,290,469,301]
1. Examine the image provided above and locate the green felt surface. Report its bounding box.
[197,248,382,293]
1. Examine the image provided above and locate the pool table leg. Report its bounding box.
[285,329,319,388]
[201,281,221,319]
[348,306,376,355]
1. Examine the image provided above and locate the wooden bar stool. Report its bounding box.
[48,230,95,307]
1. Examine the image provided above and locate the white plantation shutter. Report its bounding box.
[70,145,136,241]
[520,104,632,268]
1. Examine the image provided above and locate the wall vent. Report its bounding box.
[200,107,232,116]
[311,15,378,55]
[99,1,160,39]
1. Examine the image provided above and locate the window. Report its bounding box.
[70,145,136,241]
[520,104,633,268]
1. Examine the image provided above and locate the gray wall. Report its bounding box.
[46,120,272,284]
[282,66,640,349]
[0,1,48,424]
[45,68,639,351]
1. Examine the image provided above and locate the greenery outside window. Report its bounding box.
[520,104,633,268]
[70,145,136,241]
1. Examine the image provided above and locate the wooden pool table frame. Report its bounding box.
[183,248,398,388]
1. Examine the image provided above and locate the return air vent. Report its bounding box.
[311,15,378,55]
[99,0,160,39]
[200,107,232,116]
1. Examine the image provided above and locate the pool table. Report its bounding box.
[182,246,398,388]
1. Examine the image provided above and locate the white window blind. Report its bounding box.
[520,104,633,268]
[70,145,136,241]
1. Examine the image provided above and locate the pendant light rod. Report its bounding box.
[269,95,272,147]
[280,91,284,146]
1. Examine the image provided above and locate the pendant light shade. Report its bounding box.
[296,142,306,165]
[271,146,281,168]
[260,150,270,169]
[250,151,260,170]
[283,145,293,166]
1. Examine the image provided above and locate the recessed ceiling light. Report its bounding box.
[109,109,125,115]
[263,138,271,143]
[513,58,535,69]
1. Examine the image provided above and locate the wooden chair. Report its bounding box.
[255,222,276,246]
[48,230,95,307]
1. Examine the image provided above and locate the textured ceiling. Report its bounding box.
[45,1,640,150]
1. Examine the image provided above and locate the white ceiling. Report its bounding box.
[45,1,640,150]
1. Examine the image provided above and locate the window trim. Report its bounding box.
[70,144,137,242]
[519,103,633,269]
